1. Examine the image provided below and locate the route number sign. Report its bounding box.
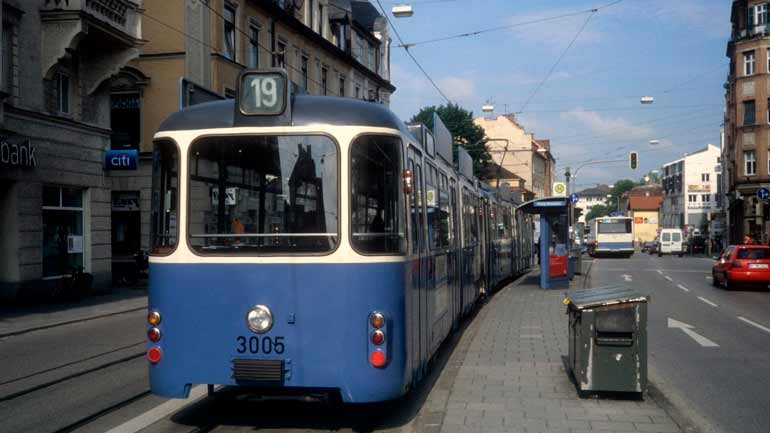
[239,71,287,116]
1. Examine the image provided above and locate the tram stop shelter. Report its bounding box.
[519,197,571,289]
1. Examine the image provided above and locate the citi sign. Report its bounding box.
[105,150,138,170]
[0,139,36,169]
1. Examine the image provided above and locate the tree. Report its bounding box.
[586,204,610,221]
[607,179,636,212]
[410,103,491,176]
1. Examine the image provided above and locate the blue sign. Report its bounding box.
[609,211,625,217]
[105,149,137,170]
[569,193,579,204]
[758,188,770,201]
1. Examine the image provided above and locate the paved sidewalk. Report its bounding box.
[0,287,148,337]
[414,272,683,433]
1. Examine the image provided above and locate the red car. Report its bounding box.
[712,245,770,289]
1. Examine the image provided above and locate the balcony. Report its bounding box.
[41,0,143,94]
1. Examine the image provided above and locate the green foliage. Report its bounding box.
[640,170,660,185]
[410,103,491,176]
[607,179,636,211]
[586,204,610,221]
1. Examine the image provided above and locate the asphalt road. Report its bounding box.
[0,310,150,433]
[589,251,770,433]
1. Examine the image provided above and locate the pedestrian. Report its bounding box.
[743,234,754,245]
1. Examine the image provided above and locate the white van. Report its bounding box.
[658,228,684,256]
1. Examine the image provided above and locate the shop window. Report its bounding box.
[42,186,84,277]
[110,93,141,150]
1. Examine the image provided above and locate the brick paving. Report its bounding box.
[416,273,683,433]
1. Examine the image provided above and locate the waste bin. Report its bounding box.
[565,285,649,395]
[571,246,583,275]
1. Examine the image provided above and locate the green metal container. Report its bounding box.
[565,285,649,394]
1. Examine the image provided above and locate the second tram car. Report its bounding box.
[147,70,533,403]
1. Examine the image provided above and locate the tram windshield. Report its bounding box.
[188,135,338,254]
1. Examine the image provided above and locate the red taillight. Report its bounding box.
[147,327,161,342]
[371,330,385,345]
[370,350,386,368]
[147,347,162,364]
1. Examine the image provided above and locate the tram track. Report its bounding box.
[0,306,147,339]
[51,389,152,433]
[0,348,145,402]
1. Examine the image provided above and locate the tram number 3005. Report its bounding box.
[236,336,285,354]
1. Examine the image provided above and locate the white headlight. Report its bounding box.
[246,305,273,333]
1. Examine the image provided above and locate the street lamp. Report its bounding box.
[649,139,660,145]
[640,96,654,104]
[392,4,414,17]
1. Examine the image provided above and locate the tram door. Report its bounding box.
[408,147,428,380]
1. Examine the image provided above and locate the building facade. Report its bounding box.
[114,0,395,261]
[0,0,143,299]
[724,0,770,243]
[625,186,663,243]
[574,184,612,223]
[661,145,721,233]
[473,114,556,199]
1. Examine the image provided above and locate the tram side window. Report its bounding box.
[438,173,451,248]
[463,192,478,246]
[412,162,424,252]
[426,165,440,250]
[503,207,512,240]
[350,135,404,254]
[187,135,339,254]
[150,139,179,255]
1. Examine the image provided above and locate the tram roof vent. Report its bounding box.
[457,147,473,180]
[433,113,453,165]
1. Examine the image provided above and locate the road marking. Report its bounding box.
[656,270,664,275]
[705,275,713,280]
[668,318,719,347]
[677,284,690,292]
[697,296,718,307]
[664,276,673,282]
[105,385,207,433]
[737,316,770,335]
[621,274,632,282]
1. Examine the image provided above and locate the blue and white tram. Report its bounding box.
[147,70,531,402]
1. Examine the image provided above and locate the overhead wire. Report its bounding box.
[374,0,452,103]
[518,11,597,113]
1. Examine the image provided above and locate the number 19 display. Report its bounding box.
[239,72,287,116]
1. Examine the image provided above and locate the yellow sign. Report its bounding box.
[687,184,711,192]
[553,182,567,197]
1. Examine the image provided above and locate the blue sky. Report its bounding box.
[384,0,729,189]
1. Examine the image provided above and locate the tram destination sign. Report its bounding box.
[239,70,288,116]
[0,138,36,169]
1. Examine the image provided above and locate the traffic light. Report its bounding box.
[629,151,638,170]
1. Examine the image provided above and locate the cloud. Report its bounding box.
[633,0,730,39]
[505,7,604,50]
[561,108,653,138]
[437,76,475,100]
